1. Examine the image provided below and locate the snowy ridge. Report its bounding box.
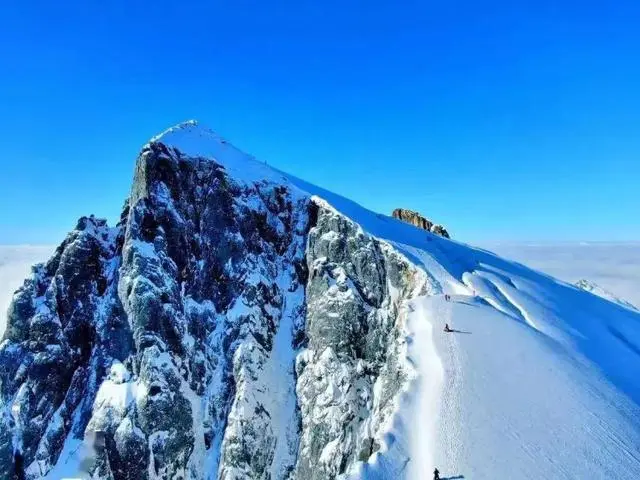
[148,120,298,192]
[1,121,639,479]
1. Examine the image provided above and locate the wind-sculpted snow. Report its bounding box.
[1,121,639,479]
[481,242,640,309]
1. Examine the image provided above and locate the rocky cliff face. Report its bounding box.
[295,200,428,479]
[391,208,450,238]
[0,123,431,480]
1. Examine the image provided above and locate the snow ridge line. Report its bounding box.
[433,298,463,477]
[405,296,445,480]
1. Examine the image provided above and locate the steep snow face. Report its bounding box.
[417,295,640,480]
[1,122,640,480]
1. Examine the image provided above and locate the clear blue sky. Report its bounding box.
[1,1,639,244]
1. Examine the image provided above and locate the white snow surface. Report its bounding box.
[290,178,640,479]
[149,120,299,193]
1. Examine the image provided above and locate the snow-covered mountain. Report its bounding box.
[1,121,639,480]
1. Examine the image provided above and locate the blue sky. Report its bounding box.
[1,1,639,244]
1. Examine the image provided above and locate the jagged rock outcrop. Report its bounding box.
[391,209,450,238]
[0,215,122,480]
[429,224,450,239]
[391,208,432,231]
[294,200,428,479]
[0,122,432,480]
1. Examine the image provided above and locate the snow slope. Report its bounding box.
[149,122,640,478]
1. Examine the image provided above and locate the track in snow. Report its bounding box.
[407,295,466,480]
[407,293,640,480]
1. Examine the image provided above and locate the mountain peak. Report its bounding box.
[145,120,292,189]
[148,120,237,160]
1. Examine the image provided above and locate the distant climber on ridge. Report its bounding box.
[444,323,452,332]
[13,451,25,480]
[434,467,440,480]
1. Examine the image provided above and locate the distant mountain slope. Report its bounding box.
[1,122,639,480]
[482,242,640,309]
[575,278,637,310]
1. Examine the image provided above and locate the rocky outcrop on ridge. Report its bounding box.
[391,208,450,238]
[429,224,450,239]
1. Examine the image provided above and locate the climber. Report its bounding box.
[13,451,25,480]
[434,467,440,480]
[444,323,452,332]
[444,294,450,302]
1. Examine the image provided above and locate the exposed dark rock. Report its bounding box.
[391,208,433,231]
[430,224,450,239]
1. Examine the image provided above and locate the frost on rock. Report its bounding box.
[294,202,429,480]
[0,129,315,479]
[0,215,124,480]
[0,123,432,479]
